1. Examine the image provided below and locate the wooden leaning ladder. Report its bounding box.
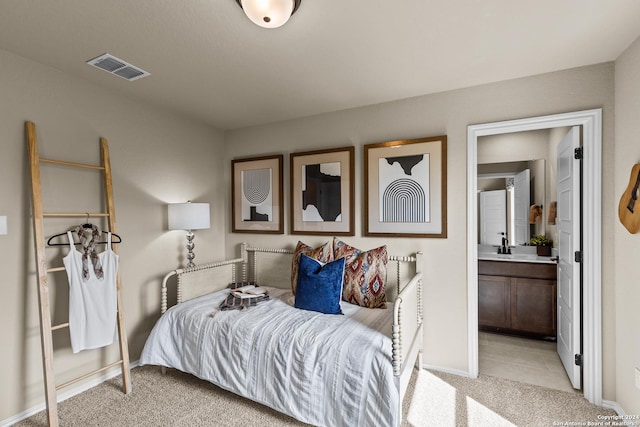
[25,121,131,427]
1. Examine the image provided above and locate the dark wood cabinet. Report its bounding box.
[478,260,557,339]
[478,275,510,328]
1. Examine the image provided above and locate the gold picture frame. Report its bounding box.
[232,154,284,234]
[290,146,355,236]
[364,136,447,238]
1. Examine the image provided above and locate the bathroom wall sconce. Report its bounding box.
[168,201,210,268]
[235,0,302,29]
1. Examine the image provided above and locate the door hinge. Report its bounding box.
[575,251,582,263]
[574,147,583,160]
[575,354,583,366]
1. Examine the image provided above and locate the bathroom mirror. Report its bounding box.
[477,160,545,246]
[477,129,555,247]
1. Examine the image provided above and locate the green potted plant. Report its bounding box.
[530,234,553,256]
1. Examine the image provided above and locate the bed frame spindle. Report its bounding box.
[162,258,245,314]
[392,307,403,376]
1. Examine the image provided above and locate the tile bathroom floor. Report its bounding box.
[479,331,579,393]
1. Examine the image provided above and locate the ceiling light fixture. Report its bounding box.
[235,0,302,29]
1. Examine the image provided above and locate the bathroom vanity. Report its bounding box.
[478,254,557,340]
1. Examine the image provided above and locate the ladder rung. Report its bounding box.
[43,212,109,218]
[55,360,124,391]
[47,267,66,273]
[40,158,105,171]
[51,322,69,331]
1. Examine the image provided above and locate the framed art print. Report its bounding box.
[290,146,354,235]
[232,154,283,234]
[364,136,447,238]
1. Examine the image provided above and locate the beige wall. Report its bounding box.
[225,62,617,400]
[477,129,550,164]
[614,35,640,414]
[0,49,225,421]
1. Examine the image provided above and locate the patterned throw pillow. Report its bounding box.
[291,240,334,294]
[333,237,388,309]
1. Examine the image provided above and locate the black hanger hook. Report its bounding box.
[82,213,92,228]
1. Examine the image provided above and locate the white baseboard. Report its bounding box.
[601,400,637,427]
[422,363,473,378]
[0,360,139,427]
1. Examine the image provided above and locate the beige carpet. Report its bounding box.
[15,366,615,426]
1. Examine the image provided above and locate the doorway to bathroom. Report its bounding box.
[467,109,603,405]
[476,127,575,392]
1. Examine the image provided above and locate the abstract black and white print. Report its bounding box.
[378,154,430,222]
[241,168,272,221]
[301,162,342,222]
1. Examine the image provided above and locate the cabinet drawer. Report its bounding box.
[478,260,556,280]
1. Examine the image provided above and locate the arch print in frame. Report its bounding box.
[364,136,447,238]
[232,154,284,234]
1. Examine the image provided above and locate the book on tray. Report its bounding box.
[232,285,267,298]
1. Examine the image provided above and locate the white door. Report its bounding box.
[513,169,531,246]
[480,190,506,246]
[557,126,582,389]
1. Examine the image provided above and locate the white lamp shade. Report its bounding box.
[168,202,210,230]
[240,0,295,28]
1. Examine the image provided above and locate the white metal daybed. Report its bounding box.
[140,243,423,427]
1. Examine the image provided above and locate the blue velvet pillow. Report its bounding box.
[294,254,345,315]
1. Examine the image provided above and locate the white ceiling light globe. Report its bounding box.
[240,0,295,29]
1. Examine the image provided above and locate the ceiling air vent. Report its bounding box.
[86,53,150,81]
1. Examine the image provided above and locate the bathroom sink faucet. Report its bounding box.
[498,237,511,254]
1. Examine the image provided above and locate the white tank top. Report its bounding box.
[63,230,119,353]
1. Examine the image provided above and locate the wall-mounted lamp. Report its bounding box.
[168,201,210,268]
[235,0,302,29]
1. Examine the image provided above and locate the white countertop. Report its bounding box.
[477,253,557,264]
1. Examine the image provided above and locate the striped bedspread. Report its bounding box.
[140,286,398,427]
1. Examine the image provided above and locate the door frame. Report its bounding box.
[466,109,602,405]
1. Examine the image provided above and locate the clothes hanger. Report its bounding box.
[46,213,123,247]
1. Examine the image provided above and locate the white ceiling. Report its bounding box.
[1,1,640,130]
